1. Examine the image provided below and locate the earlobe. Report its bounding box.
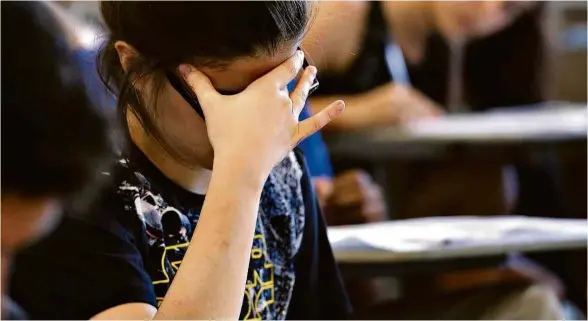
[114,41,138,74]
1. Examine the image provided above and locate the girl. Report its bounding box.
[10,2,349,320]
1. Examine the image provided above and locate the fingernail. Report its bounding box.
[336,100,345,112]
[309,66,317,77]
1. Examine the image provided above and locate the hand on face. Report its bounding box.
[370,82,444,125]
[320,170,388,226]
[179,51,345,178]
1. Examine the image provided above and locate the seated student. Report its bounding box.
[303,1,538,129]
[1,2,112,318]
[9,2,350,320]
[3,2,341,320]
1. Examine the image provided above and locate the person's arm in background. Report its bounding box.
[309,84,442,132]
[92,53,345,320]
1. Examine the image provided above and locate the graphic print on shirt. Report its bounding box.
[243,231,274,320]
[115,152,305,320]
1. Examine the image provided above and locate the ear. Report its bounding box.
[114,41,138,74]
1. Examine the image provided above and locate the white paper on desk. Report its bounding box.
[401,105,587,140]
[327,216,588,253]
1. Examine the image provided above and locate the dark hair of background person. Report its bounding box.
[1,1,112,206]
[96,1,314,161]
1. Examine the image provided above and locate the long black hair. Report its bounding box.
[96,1,314,159]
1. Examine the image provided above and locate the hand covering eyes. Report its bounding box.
[165,49,319,121]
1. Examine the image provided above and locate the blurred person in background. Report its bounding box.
[303,1,541,220]
[9,2,350,320]
[1,1,112,318]
[304,1,536,127]
[300,1,574,319]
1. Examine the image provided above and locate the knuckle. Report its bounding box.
[313,118,322,132]
[298,90,308,103]
[282,94,293,106]
[290,64,299,77]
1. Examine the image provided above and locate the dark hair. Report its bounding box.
[1,2,112,203]
[97,1,314,158]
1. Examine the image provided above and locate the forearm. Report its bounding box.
[309,90,387,132]
[155,159,266,320]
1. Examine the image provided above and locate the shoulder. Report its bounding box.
[302,1,370,72]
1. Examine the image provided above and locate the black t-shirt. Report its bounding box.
[9,145,350,320]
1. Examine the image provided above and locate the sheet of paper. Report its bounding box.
[401,104,587,141]
[328,216,588,253]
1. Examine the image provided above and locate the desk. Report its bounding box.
[325,103,587,217]
[329,216,587,277]
[326,103,587,160]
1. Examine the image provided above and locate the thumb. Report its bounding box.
[179,64,219,104]
[293,100,345,147]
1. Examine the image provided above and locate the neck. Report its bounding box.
[128,114,212,195]
[384,1,434,65]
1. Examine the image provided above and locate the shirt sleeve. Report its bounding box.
[9,203,157,319]
[287,149,352,319]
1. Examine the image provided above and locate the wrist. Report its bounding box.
[212,154,269,191]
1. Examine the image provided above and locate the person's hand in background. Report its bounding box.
[313,176,334,211]
[320,170,388,226]
[366,82,444,125]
